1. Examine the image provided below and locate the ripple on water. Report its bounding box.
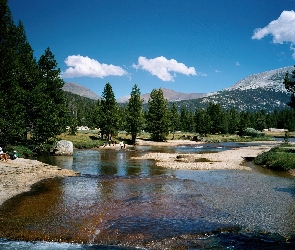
[1,146,295,249]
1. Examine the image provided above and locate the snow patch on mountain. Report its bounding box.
[227,66,293,92]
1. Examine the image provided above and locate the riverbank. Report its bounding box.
[0,158,79,206]
[0,140,285,207]
[133,140,282,171]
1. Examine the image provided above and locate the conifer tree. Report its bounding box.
[207,102,228,134]
[227,109,240,134]
[30,48,68,147]
[0,1,68,150]
[284,65,295,110]
[146,88,170,141]
[98,83,119,140]
[126,84,144,145]
[0,1,33,146]
[169,103,180,139]
[194,108,211,136]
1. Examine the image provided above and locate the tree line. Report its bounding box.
[2,0,295,153]
[0,0,68,152]
[81,82,295,143]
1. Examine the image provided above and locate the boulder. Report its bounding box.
[53,140,73,156]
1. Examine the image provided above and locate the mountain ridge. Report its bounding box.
[63,65,295,112]
[62,82,101,100]
[117,88,205,103]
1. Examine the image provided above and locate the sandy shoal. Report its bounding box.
[0,158,79,206]
[0,140,284,207]
[132,140,281,171]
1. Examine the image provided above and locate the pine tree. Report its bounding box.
[98,83,119,141]
[125,84,144,145]
[29,48,68,148]
[284,65,295,110]
[146,89,170,141]
[227,109,240,134]
[194,108,211,136]
[169,103,180,139]
[238,111,251,135]
[0,1,34,146]
[207,102,228,134]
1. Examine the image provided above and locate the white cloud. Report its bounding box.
[252,10,295,58]
[132,56,197,81]
[61,55,127,78]
[236,62,240,66]
[215,69,221,73]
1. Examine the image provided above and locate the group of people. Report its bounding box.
[0,147,18,161]
[102,140,126,150]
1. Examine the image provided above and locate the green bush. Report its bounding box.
[254,146,295,171]
[6,145,34,158]
[244,128,265,137]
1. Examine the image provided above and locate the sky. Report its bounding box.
[8,0,295,99]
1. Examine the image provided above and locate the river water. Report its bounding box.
[1,143,295,249]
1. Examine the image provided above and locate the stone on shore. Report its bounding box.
[53,140,73,156]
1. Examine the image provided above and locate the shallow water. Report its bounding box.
[1,143,295,249]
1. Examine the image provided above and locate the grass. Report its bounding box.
[58,130,104,149]
[58,130,295,171]
[254,144,295,171]
[57,130,277,149]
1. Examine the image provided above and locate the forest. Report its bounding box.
[65,84,295,138]
[1,0,295,154]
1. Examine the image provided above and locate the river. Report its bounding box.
[0,143,295,249]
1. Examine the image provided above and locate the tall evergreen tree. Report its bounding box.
[98,83,119,140]
[0,1,34,146]
[125,84,144,145]
[29,48,68,148]
[238,111,251,135]
[284,65,295,110]
[227,108,240,134]
[207,102,228,134]
[146,88,170,141]
[194,108,211,136]
[169,103,180,139]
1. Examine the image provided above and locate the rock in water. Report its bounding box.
[53,140,73,156]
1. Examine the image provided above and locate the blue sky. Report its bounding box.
[8,0,295,99]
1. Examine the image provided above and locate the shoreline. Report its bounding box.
[0,158,79,206]
[0,140,285,207]
[132,140,282,171]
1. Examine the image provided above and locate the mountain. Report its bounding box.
[117,88,205,103]
[63,66,295,112]
[62,82,101,100]
[174,66,294,112]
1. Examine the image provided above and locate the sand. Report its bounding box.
[0,158,79,206]
[0,140,283,207]
[132,140,281,171]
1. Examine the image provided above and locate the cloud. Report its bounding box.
[252,10,295,58]
[215,69,221,73]
[132,56,197,81]
[61,55,127,78]
[236,62,240,66]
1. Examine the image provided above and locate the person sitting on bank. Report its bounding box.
[11,150,18,160]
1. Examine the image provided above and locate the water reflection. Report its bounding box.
[1,144,295,249]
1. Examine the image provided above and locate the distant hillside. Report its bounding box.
[63,66,295,113]
[173,66,294,112]
[62,82,100,100]
[117,88,205,103]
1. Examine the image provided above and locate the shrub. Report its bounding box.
[6,145,34,158]
[254,146,295,171]
[243,128,265,137]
